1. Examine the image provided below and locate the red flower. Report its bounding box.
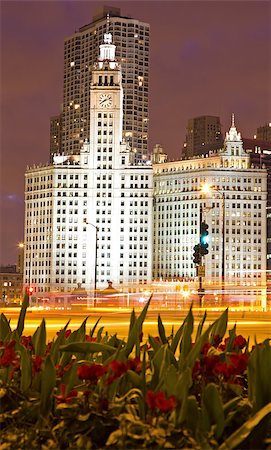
[54,383,77,404]
[146,390,176,413]
[218,343,226,351]
[213,335,223,347]
[233,335,247,350]
[0,340,17,367]
[202,354,220,375]
[146,390,157,410]
[106,359,129,385]
[56,329,72,338]
[127,357,142,373]
[45,341,53,355]
[20,336,33,350]
[110,360,128,377]
[213,362,235,380]
[32,355,43,374]
[156,392,176,412]
[78,363,107,383]
[229,353,248,374]
[192,359,201,378]
[55,361,74,378]
[85,335,97,342]
[201,342,211,355]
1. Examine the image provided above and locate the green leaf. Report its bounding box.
[158,314,167,344]
[32,318,47,356]
[16,292,29,337]
[50,320,71,364]
[0,313,11,341]
[126,370,141,387]
[184,322,215,370]
[170,320,185,355]
[203,383,224,439]
[64,362,79,393]
[140,348,147,400]
[150,344,171,390]
[179,305,194,370]
[186,395,200,434]
[96,326,104,342]
[148,334,161,352]
[195,310,207,341]
[40,355,56,417]
[70,317,89,342]
[20,344,32,392]
[163,364,178,397]
[223,396,243,415]
[175,367,192,425]
[248,342,271,413]
[218,403,271,450]
[60,341,116,354]
[210,308,228,343]
[128,309,137,335]
[89,316,101,337]
[121,294,152,358]
[225,324,236,352]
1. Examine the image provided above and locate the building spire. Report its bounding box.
[98,13,117,68]
[106,13,110,34]
[232,113,235,128]
[103,13,112,44]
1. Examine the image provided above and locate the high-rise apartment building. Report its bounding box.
[51,6,150,164]
[183,115,223,158]
[153,117,267,298]
[50,115,62,155]
[24,30,153,296]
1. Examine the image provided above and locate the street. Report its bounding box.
[2,305,271,345]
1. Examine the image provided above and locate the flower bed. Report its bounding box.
[0,294,271,449]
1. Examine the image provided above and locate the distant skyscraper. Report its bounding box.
[51,6,150,164]
[183,115,223,158]
[256,122,271,142]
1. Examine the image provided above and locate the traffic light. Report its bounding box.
[193,244,201,265]
[27,287,34,295]
[200,222,209,255]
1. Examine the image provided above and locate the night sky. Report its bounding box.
[1,1,270,264]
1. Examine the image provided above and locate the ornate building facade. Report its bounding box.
[153,116,267,298]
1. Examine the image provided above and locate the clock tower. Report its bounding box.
[81,19,153,289]
[89,21,125,167]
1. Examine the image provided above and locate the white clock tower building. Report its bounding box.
[23,25,153,299]
[82,25,153,289]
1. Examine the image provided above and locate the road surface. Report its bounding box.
[2,305,271,345]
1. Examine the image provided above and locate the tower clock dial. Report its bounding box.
[99,94,112,108]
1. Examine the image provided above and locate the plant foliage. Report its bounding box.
[0,296,270,449]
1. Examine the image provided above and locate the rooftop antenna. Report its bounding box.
[231,112,235,127]
[106,13,110,34]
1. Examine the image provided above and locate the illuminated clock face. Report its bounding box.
[99,94,112,108]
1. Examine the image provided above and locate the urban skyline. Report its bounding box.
[1,1,270,264]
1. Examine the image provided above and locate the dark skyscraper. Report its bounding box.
[256,123,271,143]
[183,115,223,158]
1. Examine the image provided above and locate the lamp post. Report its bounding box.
[84,220,98,307]
[202,185,225,302]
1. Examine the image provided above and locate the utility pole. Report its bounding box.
[198,205,204,306]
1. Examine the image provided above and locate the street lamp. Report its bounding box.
[202,184,225,301]
[84,220,98,307]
